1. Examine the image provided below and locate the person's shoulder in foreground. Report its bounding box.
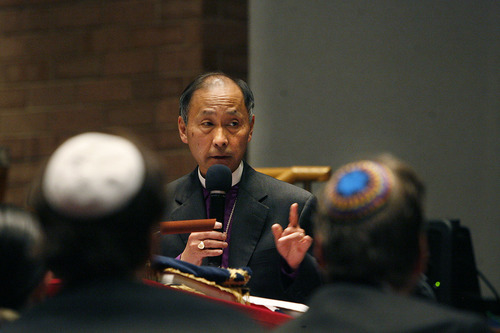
[275,283,490,332]
[4,277,263,332]
[274,154,491,332]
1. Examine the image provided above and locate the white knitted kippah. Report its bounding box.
[42,132,146,218]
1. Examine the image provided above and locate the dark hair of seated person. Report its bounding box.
[0,203,46,313]
[314,153,426,292]
[27,131,166,287]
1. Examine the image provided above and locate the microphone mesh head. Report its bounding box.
[206,164,232,192]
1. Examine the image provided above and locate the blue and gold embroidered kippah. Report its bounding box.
[323,160,394,221]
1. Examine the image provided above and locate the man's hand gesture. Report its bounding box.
[272,203,313,270]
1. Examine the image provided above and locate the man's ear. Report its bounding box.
[403,232,430,294]
[416,232,429,277]
[178,116,188,144]
[313,236,326,269]
[247,114,255,143]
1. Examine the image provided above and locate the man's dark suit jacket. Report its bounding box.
[160,162,322,303]
[273,283,491,332]
[3,278,262,333]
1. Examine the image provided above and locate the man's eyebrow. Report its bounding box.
[200,109,216,115]
[199,109,244,116]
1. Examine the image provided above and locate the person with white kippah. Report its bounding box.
[273,154,491,333]
[3,131,262,333]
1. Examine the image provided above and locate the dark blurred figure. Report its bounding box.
[3,132,261,333]
[275,154,490,332]
[0,203,48,328]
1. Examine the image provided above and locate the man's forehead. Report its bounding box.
[185,76,250,119]
[198,76,240,94]
[190,81,245,108]
[204,76,229,87]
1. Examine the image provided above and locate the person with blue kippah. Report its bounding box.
[274,154,491,332]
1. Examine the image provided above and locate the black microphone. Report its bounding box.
[205,164,232,266]
[206,164,232,230]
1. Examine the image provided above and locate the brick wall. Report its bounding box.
[0,0,248,205]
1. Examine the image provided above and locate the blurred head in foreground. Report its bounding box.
[0,203,46,314]
[314,154,427,294]
[29,132,165,286]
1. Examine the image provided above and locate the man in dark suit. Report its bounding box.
[274,154,491,332]
[160,72,322,303]
[4,131,261,333]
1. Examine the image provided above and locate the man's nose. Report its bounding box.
[213,127,228,147]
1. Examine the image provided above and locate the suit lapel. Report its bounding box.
[167,164,271,268]
[228,163,269,268]
[169,170,207,245]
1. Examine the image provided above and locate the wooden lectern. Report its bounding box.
[255,166,332,192]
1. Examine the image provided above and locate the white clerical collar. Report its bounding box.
[199,162,243,188]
